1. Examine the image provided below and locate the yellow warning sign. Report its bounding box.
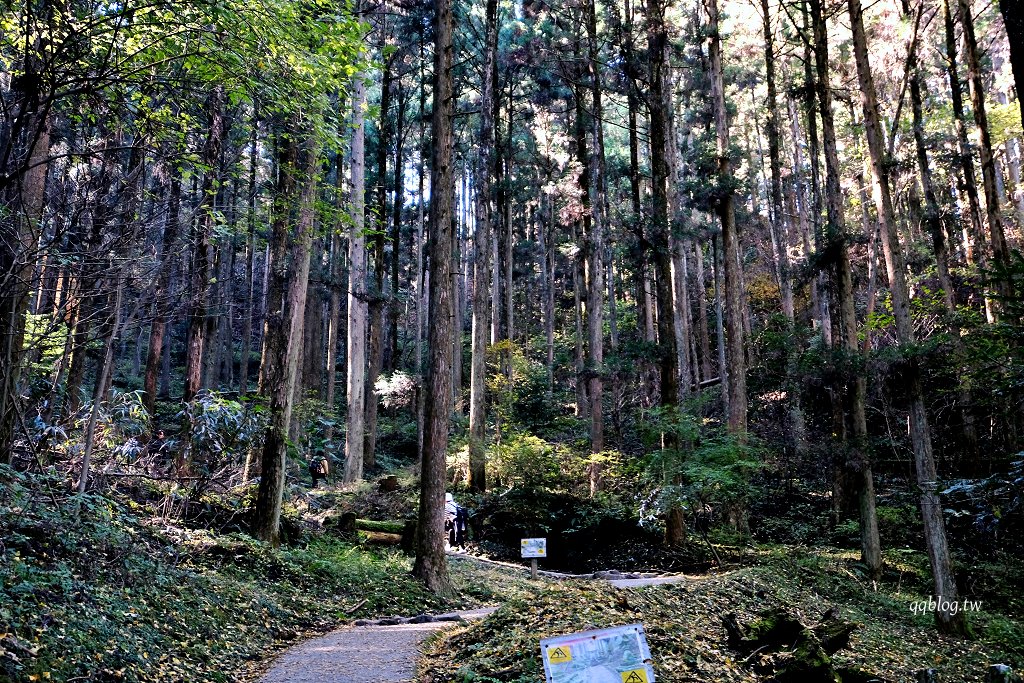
[620,669,649,683]
[546,646,572,664]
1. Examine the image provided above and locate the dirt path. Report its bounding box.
[258,558,688,683]
[260,610,496,683]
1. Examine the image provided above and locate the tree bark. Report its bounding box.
[184,87,226,402]
[469,0,499,493]
[848,0,966,633]
[648,0,678,409]
[707,0,746,435]
[345,66,369,483]
[252,121,320,546]
[413,0,455,595]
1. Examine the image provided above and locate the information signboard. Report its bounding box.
[540,623,655,683]
[521,537,547,558]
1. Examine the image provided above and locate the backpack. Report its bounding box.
[309,456,329,476]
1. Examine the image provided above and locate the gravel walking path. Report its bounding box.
[258,557,689,683]
[260,609,497,683]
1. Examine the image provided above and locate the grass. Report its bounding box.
[420,546,1024,683]
[0,466,529,683]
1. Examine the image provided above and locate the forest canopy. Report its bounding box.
[2,0,1024,637]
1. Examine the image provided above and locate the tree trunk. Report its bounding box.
[809,0,881,578]
[848,0,966,633]
[143,167,182,415]
[366,44,393,475]
[708,0,746,435]
[943,0,986,270]
[959,0,1012,308]
[585,0,606,480]
[647,0,678,409]
[469,0,499,493]
[77,280,124,494]
[904,0,981,473]
[1000,0,1024,132]
[184,87,226,401]
[325,149,346,441]
[413,0,455,595]
[345,68,369,483]
[239,113,259,396]
[252,120,319,546]
[389,82,407,371]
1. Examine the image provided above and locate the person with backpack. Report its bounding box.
[308,451,329,488]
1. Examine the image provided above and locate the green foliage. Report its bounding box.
[637,405,761,527]
[0,466,494,682]
[486,341,558,433]
[177,391,264,473]
[490,432,574,490]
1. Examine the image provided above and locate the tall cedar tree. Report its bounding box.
[414,0,455,595]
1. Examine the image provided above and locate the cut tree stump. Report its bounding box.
[723,607,867,683]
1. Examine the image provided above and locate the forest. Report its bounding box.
[2,0,1024,679]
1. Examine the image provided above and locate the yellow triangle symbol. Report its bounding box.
[621,670,647,683]
[548,646,571,663]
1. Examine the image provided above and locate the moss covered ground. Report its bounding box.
[420,548,1024,683]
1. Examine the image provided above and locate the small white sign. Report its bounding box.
[540,623,655,683]
[521,537,547,558]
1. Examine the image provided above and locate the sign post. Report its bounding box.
[521,537,546,580]
[540,624,655,683]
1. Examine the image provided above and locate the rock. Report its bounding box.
[378,617,402,626]
[353,619,372,626]
[436,614,465,622]
[409,614,435,624]
[986,665,1018,683]
[837,665,891,683]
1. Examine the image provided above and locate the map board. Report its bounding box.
[521,537,547,558]
[540,624,655,683]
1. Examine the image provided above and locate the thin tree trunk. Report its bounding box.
[184,87,226,401]
[389,83,407,371]
[848,0,966,633]
[585,0,606,480]
[943,0,986,269]
[959,0,1012,308]
[325,149,346,441]
[469,0,499,493]
[252,121,319,545]
[708,0,746,435]
[76,279,124,495]
[239,112,259,395]
[143,170,182,415]
[904,0,981,473]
